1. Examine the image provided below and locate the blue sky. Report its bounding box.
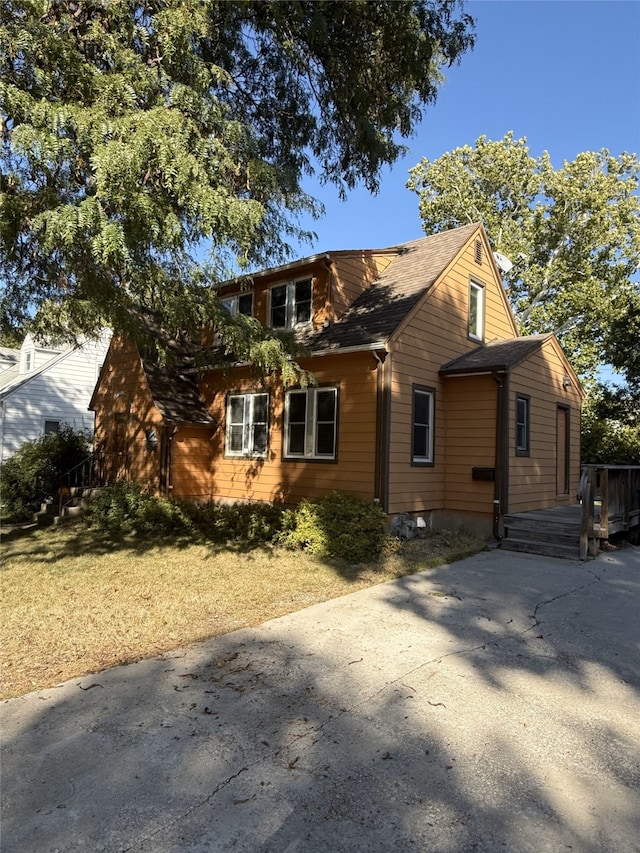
[292,0,640,255]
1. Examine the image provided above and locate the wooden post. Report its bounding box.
[600,468,609,540]
[580,476,591,561]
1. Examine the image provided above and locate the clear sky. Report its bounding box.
[291,0,640,256]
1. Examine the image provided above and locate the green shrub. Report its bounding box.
[86,485,284,544]
[279,491,386,563]
[0,427,91,521]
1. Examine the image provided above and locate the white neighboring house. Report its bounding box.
[0,330,112,462]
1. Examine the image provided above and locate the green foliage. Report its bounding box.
[407,133,640,380]
[0,427,91,521]
[279,491,387,563]
[581,384,640,464]
[0,0,475,368]
[85,483,285,543]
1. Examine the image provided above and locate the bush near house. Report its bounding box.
[279,491,388,563]
[0,426,91,521]
[85,486,387,563]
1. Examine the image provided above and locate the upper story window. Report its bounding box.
[284,386,337,460]
[221,292,253,317]
[225,392,269,458]
[469,280,485,342]
[515,394,530,456]
[270,279,312,329]
[412,386,434,465]
[22,350,33,373]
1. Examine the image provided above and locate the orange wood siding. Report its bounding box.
[91,336,165,492]
[508,340,583,513]
[170,426,214,499]
[329,252,395,321]
[201,351,379,505]
[386,235,513,517]
[442,376,497,515]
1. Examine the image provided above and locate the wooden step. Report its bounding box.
[501,537,580,560]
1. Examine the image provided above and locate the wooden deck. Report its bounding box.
[502,506,582,560]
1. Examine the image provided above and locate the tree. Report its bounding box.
[0,0,475,372]
[407,133,640,379]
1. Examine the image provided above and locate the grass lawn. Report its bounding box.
[0,522,485,699]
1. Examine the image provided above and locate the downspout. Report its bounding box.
[373,349,389,512]
[491,370,509,541]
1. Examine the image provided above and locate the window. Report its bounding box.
[469,280,484,341]
[284,387,337,459]
[44,419,60,435]
[221,292,253,317]
[270,279,312,329]
[225,393,269,457]
[23,350,33,373]
[516,394,530,455]
[412,386,434,464]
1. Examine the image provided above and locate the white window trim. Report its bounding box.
[412,387,434,464]
[469,280,485,342]
[269,279,313,330]
[284,387,338,460]
[225,392,269,458]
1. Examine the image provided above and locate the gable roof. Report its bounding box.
[439,335,553,375]
[304,222,482,352]
[0,346,73,399]
[142,360,217,427]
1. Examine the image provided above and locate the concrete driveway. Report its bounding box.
[2,546,639,852]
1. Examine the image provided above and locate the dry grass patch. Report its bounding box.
[1,522,484,699]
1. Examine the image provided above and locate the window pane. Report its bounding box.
[253,424,267,455]
[288,392,307,423]
[44,420,60,435]
[238,293,253,316]
[221,297,236,315]
[413,424,428,459]
[316,389,336,422]
[253,394,268,423]
[228,425,244,453]
[229,396,245,423]
[414,392,429,426]
[294,279,312,324]
[288,424,306,455]
[271,285,287,327]
[316,423,335,456]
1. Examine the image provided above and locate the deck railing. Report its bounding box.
[578,465,640,559]
[57,451,131,515]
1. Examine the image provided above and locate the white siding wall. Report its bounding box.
[0,332,111,461]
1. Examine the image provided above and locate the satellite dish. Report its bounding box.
[493,251,513,274]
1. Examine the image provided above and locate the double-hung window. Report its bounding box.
[516,394,530,456]
[284,387,337,459]
[469,280,484,341]
[270,279,312,329]
[412,386,434,465]
[225,392,269,458]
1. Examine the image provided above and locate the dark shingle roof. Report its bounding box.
[304,222,481,351]
[142,360,217,427]
[439,335,552,375]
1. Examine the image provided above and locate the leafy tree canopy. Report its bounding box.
[407,133,640,379]
[0,0,475,372]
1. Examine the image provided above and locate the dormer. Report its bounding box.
[19,334,64,375]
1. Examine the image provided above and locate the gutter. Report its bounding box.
[491,370,509,541]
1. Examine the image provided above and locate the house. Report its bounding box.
[89,223,584,536]
[0,330,112,461]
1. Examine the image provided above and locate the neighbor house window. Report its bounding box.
[225,392,269,457]
[284,387,337,459]
[270,279,312,329]
[469,280,484,341]
[221,292,253,317]
[44,419,60,435]
[516,394,530,456]
[23,350,33,372]
[412,386,434,465]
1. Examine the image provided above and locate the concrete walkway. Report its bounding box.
[2,547,639,852]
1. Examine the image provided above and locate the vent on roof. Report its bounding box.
[474,239,483,265]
